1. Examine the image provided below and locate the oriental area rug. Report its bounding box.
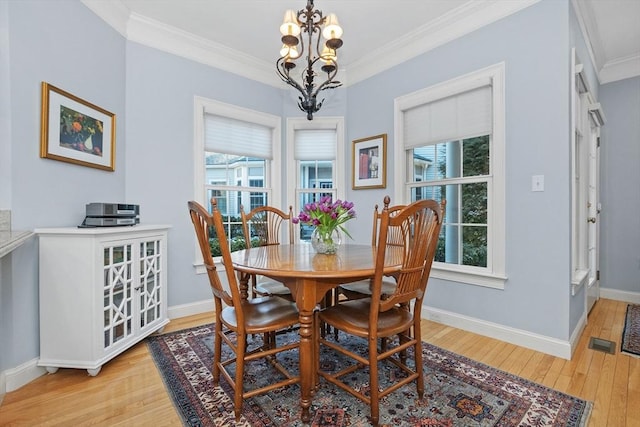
[621,304,640,357]
[147,324,591,427]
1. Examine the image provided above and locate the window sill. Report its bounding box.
[431,265,507,289]
[194,258,229,275]
[571,269,589,296]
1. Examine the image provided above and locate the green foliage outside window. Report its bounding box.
[437,136,489,268]
[207,216,246,257]
[208,236,248,257]
[435,201,447,263]
[460,137,488,267]
[207,215,282,257]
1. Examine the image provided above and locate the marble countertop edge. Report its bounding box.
[0,230,35,258]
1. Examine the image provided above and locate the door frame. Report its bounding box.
[586,112,602,313]
[570,49,603,316]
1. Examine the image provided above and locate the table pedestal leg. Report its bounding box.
[290,278,337,423]
[294,277,332,423]
[298,307,314,423]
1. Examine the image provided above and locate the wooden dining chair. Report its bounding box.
[240,204,294,300]
[337,199,406,301]
[241,204,334,337]
[188,199,300,421]
[316,196,445,426]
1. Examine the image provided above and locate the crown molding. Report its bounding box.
[81,0,279,87]
[599,54,640,84]
[81,0,542,89]
[346,0,541,85]
[126,12,276,87]
[571,0,640,85]
[571,0,602,85]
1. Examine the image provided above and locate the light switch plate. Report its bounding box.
[532,175,544,192]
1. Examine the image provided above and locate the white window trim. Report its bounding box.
[393,62,506,289]
[193,96,282,271]
[285,116,346,239]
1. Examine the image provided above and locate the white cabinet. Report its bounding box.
[36,225,170,376]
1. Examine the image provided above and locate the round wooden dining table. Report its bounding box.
[230,243,402,423]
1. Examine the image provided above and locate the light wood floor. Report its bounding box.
[0,298,637,426]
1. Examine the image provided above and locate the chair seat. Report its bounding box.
[338,278,397,300]
[221,296,299,334]
[319,298,413,338]
[255,279,292,296]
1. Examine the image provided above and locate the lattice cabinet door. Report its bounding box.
[138,238,163,331]
[103,243,135,350]
[37,225,170,376]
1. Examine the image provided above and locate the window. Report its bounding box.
[410,137,490,267]
[194,97,281,259]
[249,179,265,210]
[285,117,345,241]
[394,63,506,288]
[209,187,227,214]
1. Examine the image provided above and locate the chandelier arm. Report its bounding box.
[276,57,307,95]
[313,22,323,59]
[311,62,340,97]
[296,11,309,61]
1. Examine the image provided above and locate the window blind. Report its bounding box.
[205,114,272,159]
[294,129,336,161]
[404,85,492,148]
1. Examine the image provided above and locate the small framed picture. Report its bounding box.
[352,133,386,189]
[40,82,116,171]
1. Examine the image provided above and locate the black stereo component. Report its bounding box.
[79,203,140,228]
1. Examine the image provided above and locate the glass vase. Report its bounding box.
[311,228,342,254]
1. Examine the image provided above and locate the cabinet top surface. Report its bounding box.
[35,224,171,235]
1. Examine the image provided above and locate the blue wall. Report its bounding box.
[599,76,640,296]
[124,41,285,307]
[346,0,573,340]
[0,1,10,207]
[1,0,126,371]
[9,1,127,229]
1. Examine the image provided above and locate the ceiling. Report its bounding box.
[573,0,640,83]
[82,0,640,86]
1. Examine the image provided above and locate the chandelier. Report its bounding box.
[276,0,343,120]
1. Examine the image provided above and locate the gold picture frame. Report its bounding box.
[352,133,386,189]
[40,82,116,171]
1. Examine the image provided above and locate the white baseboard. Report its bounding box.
[600,288,640,304]
[422,305,573,359]
[569,310,588,358]
[2,358,46,393]
[0,369,5,404]
[167,299,214,320]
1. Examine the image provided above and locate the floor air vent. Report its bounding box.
[588,337,616,354]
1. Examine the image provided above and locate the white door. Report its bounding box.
[586,122,601,313]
